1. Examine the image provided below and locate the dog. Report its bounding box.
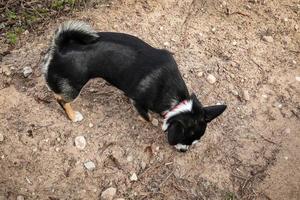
[42,21,227,152]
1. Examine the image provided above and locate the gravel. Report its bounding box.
[23,66,33,78]
[74,136,86,150]
[206,74,217,84]
[84,161,96,171]
[100,187,117,200]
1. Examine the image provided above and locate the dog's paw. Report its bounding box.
[72,111,84,122]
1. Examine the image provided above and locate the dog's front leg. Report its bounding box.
[133,102,151,122]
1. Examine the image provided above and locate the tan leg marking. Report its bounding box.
[63,103,76,121]
[54,93,83,122]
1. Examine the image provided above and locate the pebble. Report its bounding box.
[130,173,138,181]
[292,60,297,64]
[2,65,11,76]
[273,102,283,109]
[84,161,96,171]
[206,74,216,84]
[17,195,25,200]
[0,134,4,142]
[74,136,86,150]
[243,90,250,101]
[23,66,33,78]
[100,187,117,200]
[163,42,170,47]
[295,76,300,82]
[151,118,159,127]
[284,156,288,160]
[262,35,274,43]
[197,71,203,77]
[295,24,299,31]
[127,155,133,162]
[211,27,216,33]
[141,161,147,170]
[231,90,239,96]
[232,40,237,46]
[89,123,94,128]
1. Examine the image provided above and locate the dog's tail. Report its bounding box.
[41,21,99,74]
[52,21,99,49]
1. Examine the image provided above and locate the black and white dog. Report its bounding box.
[42,21,226,152]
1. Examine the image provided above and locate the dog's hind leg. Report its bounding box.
[50,77,84,122]
[54,94,83,122]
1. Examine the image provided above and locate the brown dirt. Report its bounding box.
[0,0,299,199]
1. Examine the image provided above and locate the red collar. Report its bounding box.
[162,100,189,119]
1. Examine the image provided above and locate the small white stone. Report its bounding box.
[231,90,239,96]
[262,35,274,43]
[0,134,4,142]
[295,76,300,82]
[75,136,86,150]
[211,27,216,33]
[151,118,159,127]
[243,90,250,101]
[232,40,237,46]
[127,155,133,162]
[89,123,94,128]
[73,111,83,122]
[295,24,299,31]
[23,30,29,35]
[283,17,288,22]
[141,161,147,170]
[206,74,217,84]
[284,156,288,160]
[23,66,33,78]
[130,173,138,181]
[101,187,117,200]
[292,60,297,64]
[17,195,25,200]
[197,71,204,77]
[163,41,170,47]
[84,161,96,171]
[262,94,268,99]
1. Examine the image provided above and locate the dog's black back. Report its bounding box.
[47,31,188,113]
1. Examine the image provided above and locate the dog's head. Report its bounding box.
[163,94,226,152]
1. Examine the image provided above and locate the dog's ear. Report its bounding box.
[190,93,202,114]
[191,93,202,107]
[167,121,184,145]
[203,105,227,122]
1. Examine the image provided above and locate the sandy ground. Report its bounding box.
[0,0,299,199]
